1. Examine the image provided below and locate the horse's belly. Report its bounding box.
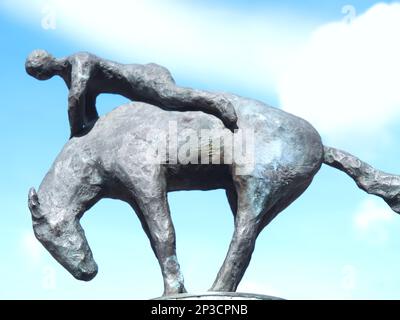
[165,164,232,192]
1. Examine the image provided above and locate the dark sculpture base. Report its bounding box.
[154,292,283,300]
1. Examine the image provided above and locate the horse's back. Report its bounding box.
[66,98,323,185]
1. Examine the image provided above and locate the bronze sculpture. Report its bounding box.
[27,51,400,296]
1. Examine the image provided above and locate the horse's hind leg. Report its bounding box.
[210,175,270,292]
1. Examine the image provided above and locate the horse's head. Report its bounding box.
[28,186,98,281]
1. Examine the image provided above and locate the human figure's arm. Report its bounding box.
[68,56,92,137]
[84,92,99,125]
[68,88,86,137]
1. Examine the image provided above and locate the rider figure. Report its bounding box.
[25,49,238,138]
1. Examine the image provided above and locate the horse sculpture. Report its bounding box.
[28,91,400,296]
[28,82,400,295]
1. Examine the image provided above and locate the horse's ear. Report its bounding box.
[28,187,43,219]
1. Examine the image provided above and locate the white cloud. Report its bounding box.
[278,3,400,144]
[1,0,308,92]
[354,198,393,244]
[4,0,399,149]
[20,230,43,265]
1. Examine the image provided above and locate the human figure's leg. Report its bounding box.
[139,63,238,130]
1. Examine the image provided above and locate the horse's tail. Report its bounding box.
[323,146,400,213]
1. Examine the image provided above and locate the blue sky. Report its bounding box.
[1,0,400,299]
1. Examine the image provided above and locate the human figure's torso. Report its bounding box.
[64,52,175,104]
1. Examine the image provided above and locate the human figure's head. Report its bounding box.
[25,49,59,80]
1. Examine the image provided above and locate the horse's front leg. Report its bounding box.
[138,193,186,295]
[127,174,186,296]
